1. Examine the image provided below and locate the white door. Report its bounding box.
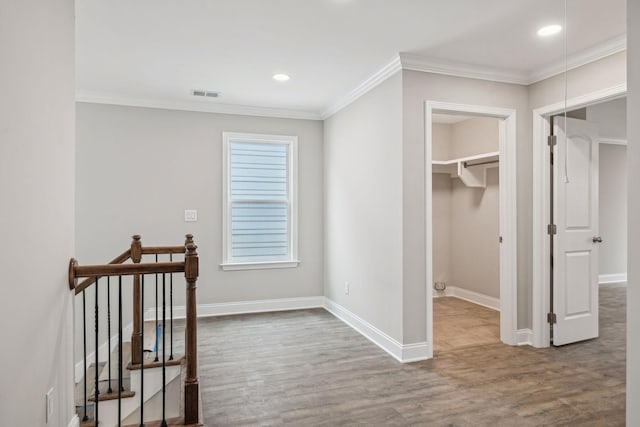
[552,116,600,346]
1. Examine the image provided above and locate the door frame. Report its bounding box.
[425,101,518,358]
[531,83,626,348]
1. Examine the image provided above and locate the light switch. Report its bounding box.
[184,209,198,222]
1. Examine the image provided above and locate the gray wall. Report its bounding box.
[432,173,453,285]
[75,103,324,359]
[627,1,640,423]
[433,119,500,298]
[587,98,627,140]
[450,169,500,298]
[402,70,530,341]
[0,0,76,426]
[599,144,627,277]
[529,51,627,109]
[324,72,404,342]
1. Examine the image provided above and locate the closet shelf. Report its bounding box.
[432,151,499,188]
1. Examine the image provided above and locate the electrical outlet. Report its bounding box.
[45,388,54,423]
[344,281,350,295]
[184,209,198,222]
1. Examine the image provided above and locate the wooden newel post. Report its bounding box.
[184,240,200,424]
[131,235,143,366]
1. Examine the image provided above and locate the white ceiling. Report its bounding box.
[76,0,626,120]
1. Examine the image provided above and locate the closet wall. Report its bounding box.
[433,117,501,299]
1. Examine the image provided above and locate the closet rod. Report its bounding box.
[463,159,499,168]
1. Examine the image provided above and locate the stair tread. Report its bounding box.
[79,416,98,427]
[122,417,202,427]
[128,355,184,371]
[88,389,135,402]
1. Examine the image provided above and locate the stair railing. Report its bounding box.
[69,234,201,427]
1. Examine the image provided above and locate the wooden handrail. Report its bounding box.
[73,261,186,278]
[71,249,132,293]
[68,234,201,425]
[141,246,186,255]
[69,241,190,294]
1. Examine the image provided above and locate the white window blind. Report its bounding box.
[222,133,298,269]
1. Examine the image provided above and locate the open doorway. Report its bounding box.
[531,86,627,347]
[431,114,502,352]
[425,101,518,358]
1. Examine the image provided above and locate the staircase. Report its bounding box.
[69,235,203,427]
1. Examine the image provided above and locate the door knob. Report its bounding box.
[593,236,603,243]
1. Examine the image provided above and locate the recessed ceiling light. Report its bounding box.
[537,24,562,37]
[273,73,291,82]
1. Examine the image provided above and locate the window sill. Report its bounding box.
[220,260,301,271]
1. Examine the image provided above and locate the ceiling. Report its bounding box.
[76,0,626,120]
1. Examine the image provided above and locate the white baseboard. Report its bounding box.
[516,328,533,346]
[599,273,627,284]
[323,298,430,363]
[74,323,133,383]
[433,286,500,311]
[145,296,325,321]
[68,414,79,427]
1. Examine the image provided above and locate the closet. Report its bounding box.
[432,115,501,352]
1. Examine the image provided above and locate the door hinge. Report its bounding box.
[499,236,503,243]
[548,135,557,146]
[547,224,557,235]
[547,312,557,324]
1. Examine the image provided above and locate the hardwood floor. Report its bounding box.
[433,296,500,352]
[194,284,626,426]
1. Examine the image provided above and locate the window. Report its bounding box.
[221,132,299,270]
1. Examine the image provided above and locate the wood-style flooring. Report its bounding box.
[194,284,626,426]
[433,296,500,352]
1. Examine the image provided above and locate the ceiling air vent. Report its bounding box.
[192,89,220,98]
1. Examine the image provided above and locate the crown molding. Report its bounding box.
[321,56,403,119]
[399,53,530,85]
[78,34,626,123]
[76,92,323,121]
[528,34,627,84]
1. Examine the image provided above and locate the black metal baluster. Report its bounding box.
[154,254,159,362]
[169,253,174,361]
[107,276,113,394]
[140,274,145,427]
[161,273,167,427]
[82,290,88,423]
[118,275,123,426]
[94,279,99,426]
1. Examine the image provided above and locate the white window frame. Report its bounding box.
[221,132,299,271]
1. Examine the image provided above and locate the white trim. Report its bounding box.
[599,273,628,284]
[145,296,325,321]
[323,298,430,363]
[516,329,534,346]
[400,53,529,85]
[531,83,627,349]
[220,260,300,271]
[433,286,500,311]
[600,138,628,146]
[221,132,299,269]
[321,56,402,119]
[68,414,80,427]
[74,323,133,383]
[76,94,322,121]
[425,101,518,354]
[528,35,627,84]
